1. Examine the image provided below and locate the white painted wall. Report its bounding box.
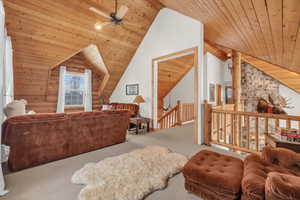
[110,9,202,114]
[163,67,195,108]
[203,52,229,104]
[279,85,300,116]
[110,8,204,143]
[0,0,8,195]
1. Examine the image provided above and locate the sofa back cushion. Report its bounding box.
[262,146,300,172]
[110,103,139,117]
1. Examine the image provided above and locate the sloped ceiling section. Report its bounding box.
[209,41,300,94]
[158,54,195,100]
[159,0,300,74]
[4,0,163,102]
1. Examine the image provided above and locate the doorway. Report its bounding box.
[152,47,200,143]
[157,53,195,120]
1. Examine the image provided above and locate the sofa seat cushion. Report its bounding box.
[183,150,243,200]
[242,153,296,200]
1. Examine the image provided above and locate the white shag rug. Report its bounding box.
[71,146,188,200]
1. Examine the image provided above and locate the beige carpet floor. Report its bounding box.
[2,123,242,200]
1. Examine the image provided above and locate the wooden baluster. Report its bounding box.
[247,116,250,149]
[231,113,234,144]
[220,113,223,142]
[204,101,212,145]
[265,118,269,136]
[233,114,237,146]
[188,105,190,121]
[175,110,177,125]
[190,104,192,120]
[184,105,185,121]
[217,113,220,143]
[189,105,191,120]
[224,113,227,144]
[286,120,291,129]
[275,119,279,128]
[238,115,242,147]
[167,115,169,128]
[256,117,259,151]
[173,111,175,126]
[177,101,182,125]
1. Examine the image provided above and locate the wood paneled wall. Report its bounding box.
[26,53,104,113]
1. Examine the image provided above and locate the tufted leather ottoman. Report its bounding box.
[182,150,244,200]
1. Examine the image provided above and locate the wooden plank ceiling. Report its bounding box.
[158,54,195,100]
[158,0,300,74]
[4,0,162,102]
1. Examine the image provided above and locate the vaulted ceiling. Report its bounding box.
[4,0,300,104]
[159,0,300,74]
[4,0,162,102]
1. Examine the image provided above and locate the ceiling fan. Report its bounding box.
[89,0,130,30]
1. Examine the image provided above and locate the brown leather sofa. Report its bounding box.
[110,103,139,117]
[242,146,300,200]
[2,110,130,171]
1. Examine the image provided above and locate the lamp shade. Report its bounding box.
[133,95,145,104]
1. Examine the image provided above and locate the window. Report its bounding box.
[64,73,85,106]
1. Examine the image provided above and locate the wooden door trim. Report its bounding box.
[151,47,199,143]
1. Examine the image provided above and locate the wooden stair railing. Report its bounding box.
[158,101,195,129]
[158,104,180,129]
[204,100,300,154]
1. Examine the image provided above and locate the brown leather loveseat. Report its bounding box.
[2,110,130,171]
[242,146,300,200]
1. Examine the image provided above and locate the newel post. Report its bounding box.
[177,100,182,126]
[204,100,212,145]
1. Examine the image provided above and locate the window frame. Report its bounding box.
[63,71,86,107]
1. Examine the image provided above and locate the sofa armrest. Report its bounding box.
[265,172,300,200]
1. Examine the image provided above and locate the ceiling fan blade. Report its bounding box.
[94,21,112,30]
[89,7,111,19]
[116,5,128,20]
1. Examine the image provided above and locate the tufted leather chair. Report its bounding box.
[242,146,300,200]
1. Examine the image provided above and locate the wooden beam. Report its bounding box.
[232,51,242,111]
[204,41,228,61]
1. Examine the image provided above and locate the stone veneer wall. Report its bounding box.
[241,63,280,112]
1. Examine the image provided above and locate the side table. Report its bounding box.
[129,117,151,134]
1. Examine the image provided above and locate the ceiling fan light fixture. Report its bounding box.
[94,22,102,30]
